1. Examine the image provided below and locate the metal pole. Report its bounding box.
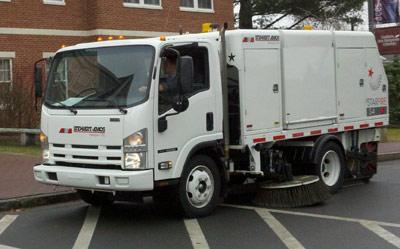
[368,0,375,32]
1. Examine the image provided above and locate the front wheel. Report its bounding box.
[179,155,221,218]
[314,142,346,193]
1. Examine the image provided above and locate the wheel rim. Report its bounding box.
[186,165,214,208]
[320,150,341,187]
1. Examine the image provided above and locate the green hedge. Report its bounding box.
[385,57,400,125]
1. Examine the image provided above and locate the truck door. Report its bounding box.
[243,49,282,134]
[153,44,218,181]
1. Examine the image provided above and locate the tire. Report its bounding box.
[314,142,346,193]
[77,190,115,206]
[178,155,221,218]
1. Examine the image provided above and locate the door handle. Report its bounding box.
[206,112,214,131]
[273,84,279,93]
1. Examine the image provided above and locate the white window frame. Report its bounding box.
[43,0,66,6]
[0,0,11,3]
[123,0,162,10]
[180,0,214,13]
[0,52,15,84]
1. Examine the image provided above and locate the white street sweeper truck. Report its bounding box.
[33,24,388,217]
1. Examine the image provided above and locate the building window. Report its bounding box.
[123,0,162,9]
[43,0,66,6]
[0,58,12,84]
[180,0,213,12]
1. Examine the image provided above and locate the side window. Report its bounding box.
[158,46,209,114]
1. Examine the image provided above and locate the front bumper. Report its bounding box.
[33,165,154,191]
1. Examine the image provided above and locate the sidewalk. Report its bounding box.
[0,142,399,210]
[0,152,72,200]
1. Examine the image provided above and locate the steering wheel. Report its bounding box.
[75,87,96,97]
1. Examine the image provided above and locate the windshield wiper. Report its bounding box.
[47,101,77,115]
[84,98,127,115]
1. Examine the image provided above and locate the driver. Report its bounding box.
[159,56,177,93]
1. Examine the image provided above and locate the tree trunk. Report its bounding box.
[239,0,253,29]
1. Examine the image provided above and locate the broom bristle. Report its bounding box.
[253,179,331,208]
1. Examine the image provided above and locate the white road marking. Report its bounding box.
[72,206,101,249]
[255,209,305,249]
[222,204,400,228]
[0,245,19,249]
[184,219,210,249]
[0,216,17,236]
[0,215,19,249]
[361,221,400,248]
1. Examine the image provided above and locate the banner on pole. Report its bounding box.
[375,26,400,54]
[374,0,400,24]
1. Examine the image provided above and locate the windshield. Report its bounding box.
[44,45,155,109]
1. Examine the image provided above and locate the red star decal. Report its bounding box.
[368,68,374,77]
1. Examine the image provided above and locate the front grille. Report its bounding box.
[107,146,121,150]
[73,155,98,160]
[50,143,123,169]
[72,145,98,149]
[56,161,121,170]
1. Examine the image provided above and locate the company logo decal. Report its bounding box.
[74,126,106,134]
[59,126,106,134]
[242,35,280,43]
[255,35,280,41]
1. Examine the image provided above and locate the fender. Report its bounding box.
[310,134,345,164]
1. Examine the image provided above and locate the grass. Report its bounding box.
[0,141,41,156]
[387,128,400,142]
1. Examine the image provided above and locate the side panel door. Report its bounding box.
[243,49,282,134]
[336,48,365,121]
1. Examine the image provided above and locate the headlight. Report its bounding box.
[123,129,147,170]
[124,152,146,169]
[40,132,50,163]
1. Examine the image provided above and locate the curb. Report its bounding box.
[0,191,80,212]
[378,152,400,162]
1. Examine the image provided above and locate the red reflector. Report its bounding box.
[381,108,385,113]
[250,37,255,42]
[375,122,384,126]
[360,124,369,128]
[292,132,304,138]
[344,126,354,130]
[68,129,72,134]
[328,128,338,133]
[59,128,65,133]
[253,138,266,143]
[311,130,321,135]
[243,37,248,43]
[273,135,285,140]
[247,125,253,128]
[340,113,345,117]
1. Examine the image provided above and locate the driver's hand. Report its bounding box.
[139,86,147,93]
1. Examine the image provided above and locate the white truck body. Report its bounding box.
[33,29,388,215]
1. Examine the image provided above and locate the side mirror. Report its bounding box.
[35,66,43,98]
[172,95,189,113]
[179,56,194,94]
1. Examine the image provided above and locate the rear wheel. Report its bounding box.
[179,155,220,218]
[314,142,346,193]
[77,190,115,206]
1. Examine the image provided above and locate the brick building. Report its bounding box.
[0,0,234,86]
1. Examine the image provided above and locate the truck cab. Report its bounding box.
[34,34,225,217]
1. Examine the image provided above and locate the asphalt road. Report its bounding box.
[1,160,400,249]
